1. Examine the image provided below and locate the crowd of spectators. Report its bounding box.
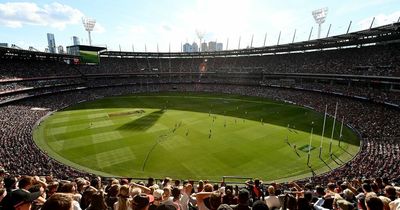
[91,43,400,76]
[83,57,205,75]
[2,43,400,108]
[0,173,399,210]
[0,78,84,94]
[0,84,85,105]
[260,79,400,106]
[0,59,81,80]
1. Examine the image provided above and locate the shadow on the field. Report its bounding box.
[331,153,345,165]
[319,157,332,170]
[62,93,359,146]
[339,145,353,156]
[308,165,316,177]
[118,109,164,131]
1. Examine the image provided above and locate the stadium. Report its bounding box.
[1,3,400,210]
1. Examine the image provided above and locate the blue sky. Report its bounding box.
[0,0,399,52]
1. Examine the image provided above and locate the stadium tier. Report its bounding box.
[94,43,400,76]
[0,22,400,210]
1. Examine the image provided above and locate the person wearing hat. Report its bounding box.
[132,193,154,210]
[150,189,164,210]
[10,188,42,210]
[10,176,45,210]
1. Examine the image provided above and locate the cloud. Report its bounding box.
[162,24,172,32]
[0,2,84,29]
[358,10,400,30]
[93,23,106,33]
[336,0,395,15]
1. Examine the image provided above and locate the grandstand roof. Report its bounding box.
[101,22,400,58]
[66,45,107,52]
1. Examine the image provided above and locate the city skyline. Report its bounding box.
[0,0,399,52]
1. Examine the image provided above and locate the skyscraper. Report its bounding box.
[216,43,223,51]
[72,36,80,45]
[47,33,56,53]
[58,45,64,54]
[208,41,217,51]
[183,43,192,52]
[201,42,208,52]
[192,42,199,52]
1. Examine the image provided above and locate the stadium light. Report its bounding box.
[196,30,205,51]
[82,17,96,46]
[312,7,328,39]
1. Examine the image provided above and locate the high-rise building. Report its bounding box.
[58,45,64,54]
[47,33,56,53]
[183,43,192,52]
[216,43,223,51]
[192,42,199,52]
[72,36,80,45]
[208,41,217,51]
[201,42,208,52]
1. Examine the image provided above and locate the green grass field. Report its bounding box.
[33,92,360,181]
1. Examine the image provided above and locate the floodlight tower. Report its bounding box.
[82,17,96,46]
[312,7,328,39]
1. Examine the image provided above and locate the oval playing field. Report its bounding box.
[33,92,360,181]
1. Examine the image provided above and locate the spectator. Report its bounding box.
[222,186,238,205]
[115,185,132,210]
[86,191,108,210]
[157,203,177,210]
[265,186,280,209]
[217,204,233,210]
[41,193,73,210]
[150,189,164,210]
[251,200,268,210]
[106,184,120,210]
[0,188,6,203]
[209,192,222,210]
[366,194,384,210]
[230,189,250,210]
[132,193,154,210]
[10,187,42,210]
[246,179,263,201]
[171,187,183,210]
